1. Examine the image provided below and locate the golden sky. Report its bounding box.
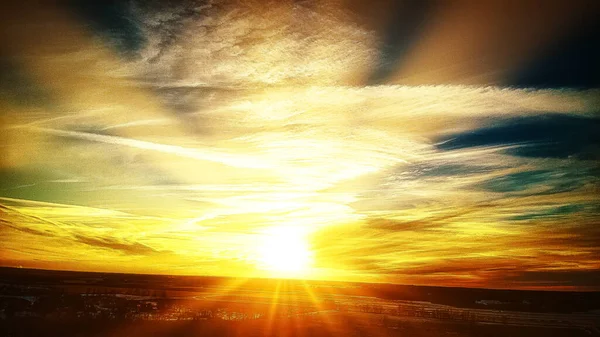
[1,0,599,290]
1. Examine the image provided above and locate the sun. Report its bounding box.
[258,226,313,277]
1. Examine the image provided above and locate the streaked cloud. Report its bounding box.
[0,0,598,289]
[436,114,600,159]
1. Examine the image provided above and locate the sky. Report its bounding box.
[0,0,599,290]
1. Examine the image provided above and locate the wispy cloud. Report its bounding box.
[0,0,598,289]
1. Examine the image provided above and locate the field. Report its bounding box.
[1,268,599,337]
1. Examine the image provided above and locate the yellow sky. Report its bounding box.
[1,0,599,290]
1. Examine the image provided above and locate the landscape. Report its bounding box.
[2,267,600,336]
[1,0,599,336]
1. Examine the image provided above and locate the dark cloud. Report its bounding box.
[435,114,600,159]
[73,234,166,256]
[128,0,214,63]
[68,0,146,55]
[507,204,586,221]
[479,168,598,195]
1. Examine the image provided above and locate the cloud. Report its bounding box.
[32,127,273,169]
[129,0,377,88]
[0,218,50,237]
[435,114,600,159]
[73,234,166,255]
[69,0,146,55]
[506,204,587,221]
[479,168,598,195]
[364,203,497,231]
[1,0,599,288]
[404,162,497,178]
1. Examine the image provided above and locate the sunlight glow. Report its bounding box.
[258,226,313,277]
[1,0,598,290]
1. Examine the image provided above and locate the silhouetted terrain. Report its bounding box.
[1,267,599,337]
